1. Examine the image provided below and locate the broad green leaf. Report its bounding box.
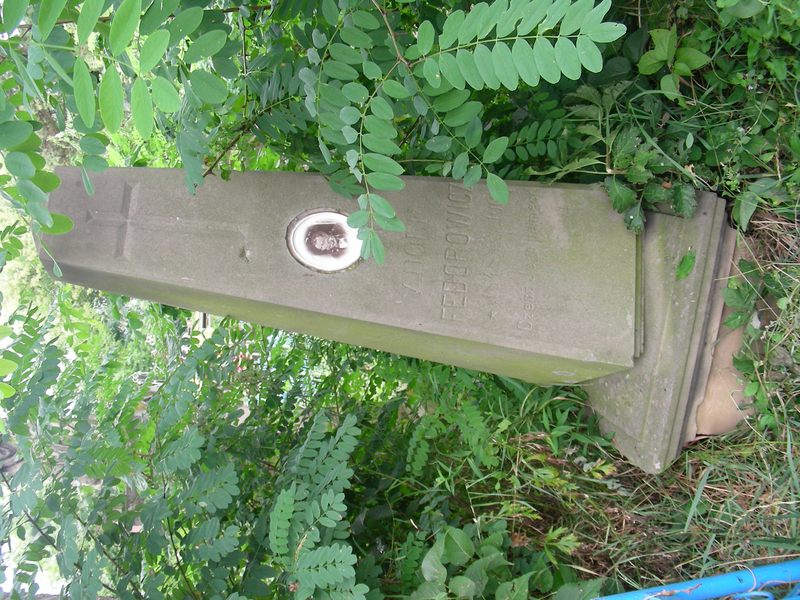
[109,0,141,56]
[17,180,52,225]
[347,210,369,228]
[83,154,108,172]
[422,57,442,88]
[660,73,679,99]
[672,183,696,218]
[560,0,593,35]
[483,136,508,164]
[533,37,560,84]
[368,230,385,264]
[538,0,570,33]
[555,37,581,80]
[352,10,380,29]
[139,30,170,73]
[605,176,637,211]
[339,106,361,125]
[675,47,710,70]
[41,213,74,235]
[439,52,466,90]
[518,0,553,35]
[576,35,602,73]
[99,67,124,132]
[491,42,518,90]
[366,171,404,191]
[580,0,611,31]
[189,70,227,104]
[473,44,500,90]
[584,21,626,43]
[676,251,696,281]
[168,6,203,45]
[0,326,12,339]
[421,542,447,582]
[77,0,104,44]
[463,164,481,187]
[131,78,153,139]
[72,58,95,127]
[323,60,359,81]
[342,82,369,103]
[735,191,758,229]
[5,152,35,178]
[0,121,33,148]
[321,0,338,26]
[79,135,106,155]
[486,173,509,203]
[340,26,373,49]
[449,575,477,599]
[2,0,29,33]
[363,115,397,138]
[329,43,362,65]
[362,134,401,155]
[32,170,60,192]
[150,76,181,112]
[458,2,488,45]
[638,50,664,74]
[370,96,394,120]
[443,528,475,566]
[456,49,484,90]
[183,29,228,64]
[439,10,465,49]
[363,153,403,175]
[426,136,452,152]
[382,79,410,99]
[367,193,396,218]
[417,20,435,55]
[650,27,677,62]
[452,152,469,179]
[433,88,469,112]
[374,213,405,232]
[361,60,382,79]
[479,0,507,39]
[512,39,540,86]
[0,358,17,377]
[37,0,67,40]
[443,101,482,127]
[0,382,16,398]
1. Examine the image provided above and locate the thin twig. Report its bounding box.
[167,517,203,600]
[370,0,408,66]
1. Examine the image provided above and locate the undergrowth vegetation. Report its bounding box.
[0,0,798,596]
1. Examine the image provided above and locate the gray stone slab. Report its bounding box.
[40,168,638,385]
[585,193,735,473]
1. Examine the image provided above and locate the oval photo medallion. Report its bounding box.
[286,209,362,272]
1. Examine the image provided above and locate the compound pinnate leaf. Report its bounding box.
[483,137,508,164]
[555,37,581,80]
[512,38,540,86]
[131,77,154,139]
[5,151,35,178]
[487,173,509,203]
[492,42,518,90]
[37,0,67,40]
[533,36,560,84]
[473,44,500,90]
[584,21,626,43]
[439,10,465,49]
[183,29,227,64]
[417,20,435,55]
[2,0,29,33]
[98,66,124,133]
[189,70,227,104]
[366,172,404,191]
[139,30,170,73]
[576,35,603,72]
[77,0,104,44]
[109,0,141,56]
[151,76,181,112]
[72,58,95,127]
[560,0,593,35]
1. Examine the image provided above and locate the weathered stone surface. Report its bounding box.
[585,194,736,473]
[40,168,638,385]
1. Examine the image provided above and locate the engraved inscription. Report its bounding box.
[402,228,425,295]
[441,184,472,321]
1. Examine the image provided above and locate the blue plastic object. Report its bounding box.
[597,560,800,600]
